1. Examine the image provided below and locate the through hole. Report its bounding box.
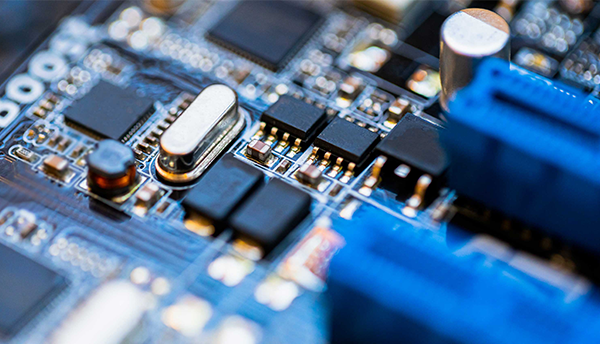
[44,63,54,71]
[0,110,8,118]
[19,85,32,93]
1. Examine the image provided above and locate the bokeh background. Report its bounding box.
[0,1,82,81]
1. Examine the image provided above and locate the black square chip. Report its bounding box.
[375,114,447,177]
[207,1,323,71]
[314,117,380,168]
[261,95,327,141]
[0,243,67,338]
[361,44,438,97]
[183,154,264,230]
[229,178,311,256]
[64,80,154,142]
[374,53,420,89]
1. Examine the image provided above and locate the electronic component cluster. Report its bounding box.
[0,0,600,344]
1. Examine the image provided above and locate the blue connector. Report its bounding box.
[444,58,600,253]
[328,205,600,344]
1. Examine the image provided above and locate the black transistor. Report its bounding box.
[375,114,448,199]
[314,117,380,170]
[182,154,264,231]
[229,178,312,257]
[260,95,327,142]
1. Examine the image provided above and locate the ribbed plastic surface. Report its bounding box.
[328,205,600,344]
[444,58,600,253]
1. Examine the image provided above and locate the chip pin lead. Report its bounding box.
[340,170,353,184]
[327,157,344,178]
[164,115,177,124]
[287,138,303,158]
[406,174,433,210]
[156,121,170,131]
[318,160,329,171]
[360,156,386,196]
[274,132,290,152]
[347,162,356,172]
[327,167,340,178]
[265,127,278,145]
[254,122,266,139]
[306,147,319,164]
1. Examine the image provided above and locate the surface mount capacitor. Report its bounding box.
[439,8,510,110]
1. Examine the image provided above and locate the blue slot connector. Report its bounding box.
[444,58,600,253]
[328,205,600,344]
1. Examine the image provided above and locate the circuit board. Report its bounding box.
[1,1,600,343]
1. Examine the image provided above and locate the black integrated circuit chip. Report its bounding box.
[375,114,448,198]
[376,114,447,177]
[314,118,380,169]
[374,52,420,88]
[229,178,311,256]
[64,80,154,142]
[207,1,323,71]
[182,154,264,230]
[0,243,67,338]
[260,95,327,141]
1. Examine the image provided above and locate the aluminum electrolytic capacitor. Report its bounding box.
[440,8,510,110]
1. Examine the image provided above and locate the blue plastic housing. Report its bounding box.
[444,58,600,253]
[328,205,600,344]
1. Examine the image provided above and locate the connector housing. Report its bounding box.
[445,59,600,253]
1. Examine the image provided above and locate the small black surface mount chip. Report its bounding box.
[0,243,67,338]
[254,95,328,158]
[351,42,439,98]
[229,178,312,257]
[375,114,448,199]
[260,95,327,142]
[207,1,323,71]
[313,117,380,172]
[63,80,154,142]
[373,52,420,89]
[182,154,264,231]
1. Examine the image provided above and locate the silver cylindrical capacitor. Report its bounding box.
[440,8,510,110]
